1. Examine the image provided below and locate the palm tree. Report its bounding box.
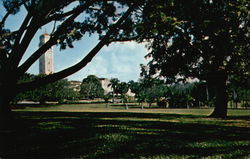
[117,82,129,109]
[108,78,120,103]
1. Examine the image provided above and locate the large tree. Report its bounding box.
[116,81,129,108]
[134,0,249,117]
[0,0,141,121]
[80,75,104,99]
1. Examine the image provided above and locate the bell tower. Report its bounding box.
[39,33,54,74]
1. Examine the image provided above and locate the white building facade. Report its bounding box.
[99,78,112,94]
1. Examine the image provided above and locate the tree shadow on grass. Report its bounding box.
[0,111,250,159]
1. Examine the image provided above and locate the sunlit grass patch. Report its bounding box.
[139,155,196,159]
[35,121,74,130]
[97,133,133,143]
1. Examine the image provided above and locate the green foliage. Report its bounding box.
[137,0,249,81]
[128,80,141,95]
[116,82,129,96]
[62,100,105,104]
[30,78,78,104]
[80,75,104,99]
[12,74,78,104]
[108,78,120,96]
[134,0,249,117]
[133,77,168,106]
[228,75,250,102]
[103,92,112,103]
[129,76,218,108]
[241,102,250,108]
[167,84,193,108]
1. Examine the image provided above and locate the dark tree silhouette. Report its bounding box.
[134,0,249,117]
[0,0,141,123]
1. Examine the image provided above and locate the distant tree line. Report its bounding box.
[129,75,249,109]
[12,73,78,104]
[13,74,249,109]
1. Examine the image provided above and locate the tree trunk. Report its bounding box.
[235,101,238,109]
[0,84,18,157]
[206,85,210,107]
[125,104,128,110]
[0,92,13,130]
[233,89,238,109]
[209,71,228,118]
[149,102,152,108]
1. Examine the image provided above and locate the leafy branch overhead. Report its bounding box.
[0,0,142,94]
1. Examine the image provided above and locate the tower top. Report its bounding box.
[40,32,50,37]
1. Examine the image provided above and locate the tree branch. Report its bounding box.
[10,17,40,68]
[0,0,28,27]
[11,0,96,70]
[12,12,32,49]
[42,0,96,26]
[0,12,10,27]
[109,36,154,43]
[16,37,57,77]
[16,0,96,77]
[16,4,138,93]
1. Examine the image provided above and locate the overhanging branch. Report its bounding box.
[16,4,138,93]
[10,0,96,70]
[16,0,96,78]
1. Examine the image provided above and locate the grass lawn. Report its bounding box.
[1,104,250,159]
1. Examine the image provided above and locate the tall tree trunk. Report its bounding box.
[206,85,210,107]
[0,84,17,157]
[0,73,18,129]
[0,91,13,130]
[235,101,238,109]
[209,71,228,118]
[233,89,238,109]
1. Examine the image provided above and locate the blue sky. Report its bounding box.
[42,37,147,82]
[1,3,149,82]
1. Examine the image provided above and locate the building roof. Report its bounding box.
[41,32,50,37]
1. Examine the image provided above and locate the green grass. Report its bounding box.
[15,103,250,117]
[1,105,250,158]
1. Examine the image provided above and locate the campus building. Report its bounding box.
[68,80,82,92]
[99,78,112,94]
[39,33,54,74]
[99,78,135,96]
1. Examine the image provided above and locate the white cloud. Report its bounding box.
[68,41,149,82]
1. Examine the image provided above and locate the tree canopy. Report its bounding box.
[136,0,249,81]
[80,75,104,99]
[135,0,249,117]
